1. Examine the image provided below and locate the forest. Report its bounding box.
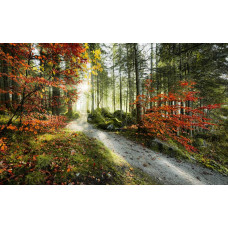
[0,43,227,185]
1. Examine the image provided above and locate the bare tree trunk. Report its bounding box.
[112,50,116,112]
[150,43,154,109]
[134,43,142,127]
[126,44,133,113]
[91,70,95,113]
[52,60,61,116]
[119,67,122,119]
[97,72,99,108]
[2,44,10,109]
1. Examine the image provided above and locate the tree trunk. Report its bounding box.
[91,70,95,113]
[134,43,142,126]
[52,61,61,116]
[2,45,10,109]
[150,43,154,109]
[119,67,122,119]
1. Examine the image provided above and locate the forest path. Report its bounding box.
[67,118,228,185]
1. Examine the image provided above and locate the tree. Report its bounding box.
[134,43,143,126]
[0,43,87,136]
[138,80,220,152]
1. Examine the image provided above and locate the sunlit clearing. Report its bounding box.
[80,81,90,92]
[75,81,91,114]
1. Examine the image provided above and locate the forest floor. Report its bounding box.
[67,117,228,185]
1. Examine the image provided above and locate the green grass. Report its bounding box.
[0,130,156,185]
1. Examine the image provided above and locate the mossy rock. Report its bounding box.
[97,122,109,130]
[90,110,106,124]
[65,111,80,120]
[109,117,122,128]
[100,108,113,118]
[114,110,126,120]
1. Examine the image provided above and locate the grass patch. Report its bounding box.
[0,130,156,185]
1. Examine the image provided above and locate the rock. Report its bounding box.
[107,124,114,130]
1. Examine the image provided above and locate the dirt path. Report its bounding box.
[67,118,228,185]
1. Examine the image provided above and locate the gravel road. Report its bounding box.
[67,118,228,185]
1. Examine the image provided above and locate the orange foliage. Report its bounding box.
[134,80,220,152]
[0,43,87,137]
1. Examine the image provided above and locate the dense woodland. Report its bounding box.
[0,43,228,184]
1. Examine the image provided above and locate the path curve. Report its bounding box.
[67,118,228,185]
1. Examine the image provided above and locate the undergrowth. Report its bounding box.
[0,130,156,185]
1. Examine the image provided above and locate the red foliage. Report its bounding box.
[0,43,88,153]
[0,43,87,136]
[134,79,220,152]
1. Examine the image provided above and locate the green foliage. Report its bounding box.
[36,155,53,169]
[25,171,45,185]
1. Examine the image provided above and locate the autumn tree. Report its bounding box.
[0,43,87,138]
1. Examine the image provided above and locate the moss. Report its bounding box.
[114,110,126,120]
[100,108,113,118]
[64,111,80,120]
[109,117,122,128]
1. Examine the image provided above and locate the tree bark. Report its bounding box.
[134,43,142,126]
